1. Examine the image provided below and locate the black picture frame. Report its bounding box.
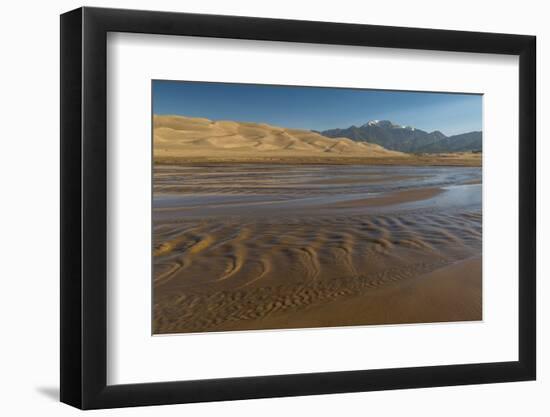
[60,6,536,410]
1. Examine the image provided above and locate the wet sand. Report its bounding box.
[155,154,481,167]
[153,165,482,334]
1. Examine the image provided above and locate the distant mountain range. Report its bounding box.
[320,120,482,154]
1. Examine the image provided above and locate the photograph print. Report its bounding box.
[152,81,482,335]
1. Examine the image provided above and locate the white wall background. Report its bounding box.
[0,0,545,415]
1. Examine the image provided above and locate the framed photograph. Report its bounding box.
[60,6,536,409]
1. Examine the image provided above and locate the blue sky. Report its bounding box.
[152,80,482,136]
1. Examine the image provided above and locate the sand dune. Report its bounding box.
[154,115,409,160]
[153,115,481,166]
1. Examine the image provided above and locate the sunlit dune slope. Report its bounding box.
[153,115,409,160]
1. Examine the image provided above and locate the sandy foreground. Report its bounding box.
[206,257,482,332]
[153,164,482,334]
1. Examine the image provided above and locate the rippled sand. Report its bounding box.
[153,165,482,334]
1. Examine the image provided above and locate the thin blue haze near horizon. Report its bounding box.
[153,80,482,136]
